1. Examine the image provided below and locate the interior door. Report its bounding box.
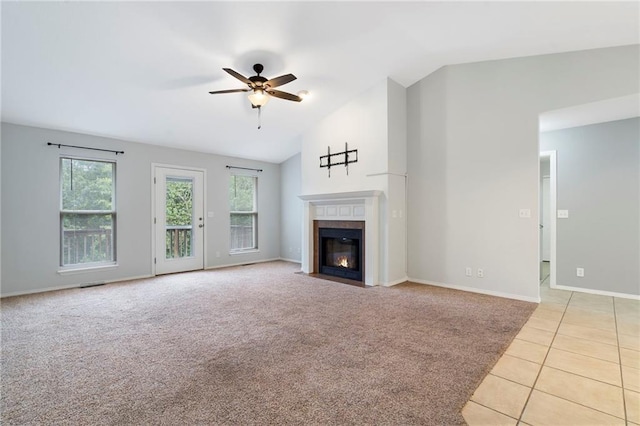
[154,166,204,275]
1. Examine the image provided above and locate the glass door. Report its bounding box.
[154,167,204,275]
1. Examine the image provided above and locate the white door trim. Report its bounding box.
[151,163,207,275]
[541,176,551,261]
[540,151,557,288]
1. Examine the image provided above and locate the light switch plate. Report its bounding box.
[519,209,531,218]
[557,210,569,219]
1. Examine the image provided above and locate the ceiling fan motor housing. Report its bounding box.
[253,63,264,75]
[249,76,268,87]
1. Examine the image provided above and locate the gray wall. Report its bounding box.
[1,123,282,296]
[540,118,639,295]
[279,151,302,262]
[407,45,640,301]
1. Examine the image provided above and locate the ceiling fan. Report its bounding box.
[209,63,302,109]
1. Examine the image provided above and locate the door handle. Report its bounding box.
[198,224,204,228]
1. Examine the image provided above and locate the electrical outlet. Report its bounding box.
[465,267,472,277]
[477,269,484,278]
[576,267,584,277]
[519,209,531,218]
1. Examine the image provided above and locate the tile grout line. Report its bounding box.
[485,372,535,389]
[516,290,573,424]
[531,387,627,421]
[511,323,619,364]
[613,298,628,425]
[543,345,621,366]
[532,364,624,389]
[553,326,618,346]
[487,367,628,414]
[465,400,521,423]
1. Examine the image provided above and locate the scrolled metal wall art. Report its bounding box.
[319,142,358,177]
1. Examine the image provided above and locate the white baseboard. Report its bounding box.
[1,274,154,299]
[408,277,541,303]
[205,257,283,270]
[3,259,298,298]
[382,276,409,287]
[278,258,302,264]
[552,284,640,300]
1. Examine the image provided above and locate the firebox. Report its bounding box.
[319,227,363,281]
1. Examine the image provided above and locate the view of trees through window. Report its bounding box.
[61,158,115,266]
[165,177,194,258]
[229,175,257,251]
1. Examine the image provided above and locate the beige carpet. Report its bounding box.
[1,261,535,425]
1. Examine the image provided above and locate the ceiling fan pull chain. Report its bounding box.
[257,106,262,129]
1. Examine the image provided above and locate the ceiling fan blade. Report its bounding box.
[266,89,302,102]
[223,68,252,85]
[265,74,297,89]
[208,88,251,95]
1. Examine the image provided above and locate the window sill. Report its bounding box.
[57,263,118,276]
[229,249,260,256]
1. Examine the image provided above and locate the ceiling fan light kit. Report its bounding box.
[248,89,269,107]
[209,63,303,128]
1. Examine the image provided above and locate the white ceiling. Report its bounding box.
[2,2,638,163]
[539,93,640,133]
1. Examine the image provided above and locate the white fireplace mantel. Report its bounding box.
[299,190,383,203]
[298,190,382,286]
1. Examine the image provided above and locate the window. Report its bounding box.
[60,157,116,267]
[229,174,257,252]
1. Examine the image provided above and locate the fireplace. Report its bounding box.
[301,191,380,286]
[314,220,365,283]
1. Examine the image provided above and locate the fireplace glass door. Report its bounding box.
[319,228,363,281]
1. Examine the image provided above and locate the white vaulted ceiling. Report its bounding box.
[2,2,638,163]
[540,94,640,133]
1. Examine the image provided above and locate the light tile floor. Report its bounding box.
[462,265,640,425]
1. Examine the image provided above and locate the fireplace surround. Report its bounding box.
[299,190,382,286]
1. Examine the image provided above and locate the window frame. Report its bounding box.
[59,156,117,269]
[229,173,258,254]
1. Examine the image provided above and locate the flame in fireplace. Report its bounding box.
[335,256,350,268]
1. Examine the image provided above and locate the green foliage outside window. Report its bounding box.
[165,177,194,258]
[62,159,113,213]
[165,178,193,226]
[229,175,256,212]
